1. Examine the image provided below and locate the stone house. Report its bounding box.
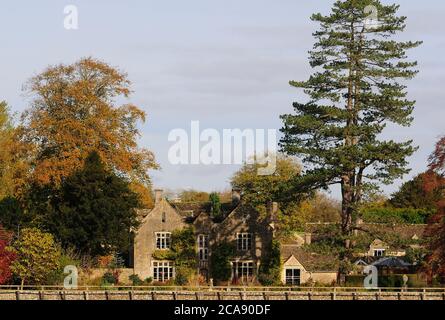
[280,242,338,285]
[132,189,276,284]
[131,189,427,285]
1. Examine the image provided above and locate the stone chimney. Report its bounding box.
[267,201,278,223]
[154,189,163,204]
[231,189,241,206]
[267,201,278,236]
[304,233,312,245]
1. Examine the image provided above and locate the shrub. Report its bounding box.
[45,247,81,285]
[101,271,118,286]
[129,274,143,286]
[0,229,16,285]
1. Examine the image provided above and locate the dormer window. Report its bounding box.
[373,249,385,257]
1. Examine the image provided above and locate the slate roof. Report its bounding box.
[172,201,237,221]
[281,244,339,272]
[372,257,412,268]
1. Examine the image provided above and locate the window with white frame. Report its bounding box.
[373,249,385,257]
[152,261,174,282]
[232,261,254,281]
[237,233,252,251]
[155,232,171,249]
[198,234,209,261]
[285,268,301,286]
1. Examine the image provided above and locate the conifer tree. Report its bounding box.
[280,0,422,252]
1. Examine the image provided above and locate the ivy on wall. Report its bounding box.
[151,227,197,285]
[210,241,235,282]
[258,240,281,286]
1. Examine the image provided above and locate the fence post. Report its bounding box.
[15,291,20,301]
[263,292,269,301]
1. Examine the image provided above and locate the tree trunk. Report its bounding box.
[341,176,354,235]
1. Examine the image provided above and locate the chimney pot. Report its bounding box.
[267,201,278,222]
[304,233,312,245]
[231,189,241,205]
[154,189,163,204]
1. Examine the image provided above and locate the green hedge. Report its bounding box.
[346,274,427,288]
[360,207,434,224]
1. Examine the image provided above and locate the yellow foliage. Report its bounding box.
[19,57,158,188]
[10,228,61,285]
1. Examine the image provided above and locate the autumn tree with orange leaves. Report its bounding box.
[0,101,31,202]
[19,58,157,206]
[425,136,445,281]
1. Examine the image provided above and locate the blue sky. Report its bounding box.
[1,1,444,196]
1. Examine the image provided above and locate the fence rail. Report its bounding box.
[0,289,445,300]
[1,285,445,292]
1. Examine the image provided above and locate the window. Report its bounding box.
[373,249,385,257]
[152,261,174,282]
[285,268,301,286]
[161,212,166,223]
[198,234,209,261]
[237,233,252,251]
[155,232,171,249]
[232,261,254,281]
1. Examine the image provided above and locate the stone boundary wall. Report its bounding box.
[1,290,445,300]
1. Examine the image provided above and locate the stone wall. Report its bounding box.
[1,290,445,300]
[133,198,187,279]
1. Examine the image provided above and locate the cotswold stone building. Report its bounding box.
[131,189,425,286]
[133,189,275,284]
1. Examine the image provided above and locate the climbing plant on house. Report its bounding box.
[210,242,235,283]
[258,240,281,286]
[152,227,197,285]
[209,192,222,219]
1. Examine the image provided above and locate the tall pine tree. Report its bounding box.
[280,1,421,253]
